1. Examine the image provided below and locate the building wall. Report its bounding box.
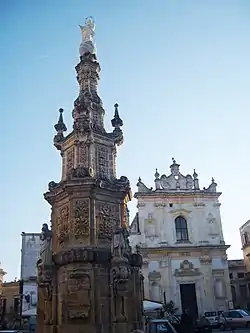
[1,281,20,325]
[240,221,250,276]
[20,233,41,280]
[228,259,250,309]
[0,266,7,295]
[140,248,231,314]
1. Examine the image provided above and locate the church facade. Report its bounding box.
[129,159,232,316]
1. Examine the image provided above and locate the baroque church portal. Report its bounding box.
[36,18,144,333]
[129,158,232,316]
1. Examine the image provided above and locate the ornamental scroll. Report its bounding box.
[96,145,109,179]
[72,199,89,239]
[96,202,120,239]
[56,206,69,247]
[66,149,74,174]
[79,142,88,167]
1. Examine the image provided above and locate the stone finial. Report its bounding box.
[154,168,160,179]
[54,108,67,150]
[154,168,161,190]
[111,103,123,129]
[170,157,180,175]
[193,169,200,190]
[54,108,67,133]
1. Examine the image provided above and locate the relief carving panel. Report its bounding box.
[79,142,88,166]
[96,144,109,179]
[67,270,91,320]
[66,149,74,173]
[96,202,120,239]
[72,199,89,239]
[56,205,69,247]
[175,260,200,277]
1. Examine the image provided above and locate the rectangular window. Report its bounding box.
[237,272,245,279]
[229,273,233,279]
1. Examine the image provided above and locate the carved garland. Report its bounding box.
[72,199,89,239]
[56,206,69,247]
[66,149,74,172]
[96,202,120,239]
[96,145,109,179]
[79,142,88,166]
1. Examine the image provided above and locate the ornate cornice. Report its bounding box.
[137,244,230,255]
[134,191,222,199]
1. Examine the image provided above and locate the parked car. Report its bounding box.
[219,309,250,330]
[165,314,211,333]
[146,319,178,333]
[204,311,222,328]
[195,317,212,333]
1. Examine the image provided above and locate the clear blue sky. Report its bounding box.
[1,0,250,281]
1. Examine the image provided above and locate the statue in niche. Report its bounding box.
[145,214,156,237]
[111,227,126,260]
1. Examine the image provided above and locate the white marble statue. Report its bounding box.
[79,17,96,56]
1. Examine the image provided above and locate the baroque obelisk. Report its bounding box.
[36,18,144,333]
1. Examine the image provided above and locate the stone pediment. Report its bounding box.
[153,158,197,191]
[135,158,220,195]
[174,260,200,277]
[160,172,193,191]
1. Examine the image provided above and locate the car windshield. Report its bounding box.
[239,310,249,316]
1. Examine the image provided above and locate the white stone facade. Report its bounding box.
[129,159,232,315]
